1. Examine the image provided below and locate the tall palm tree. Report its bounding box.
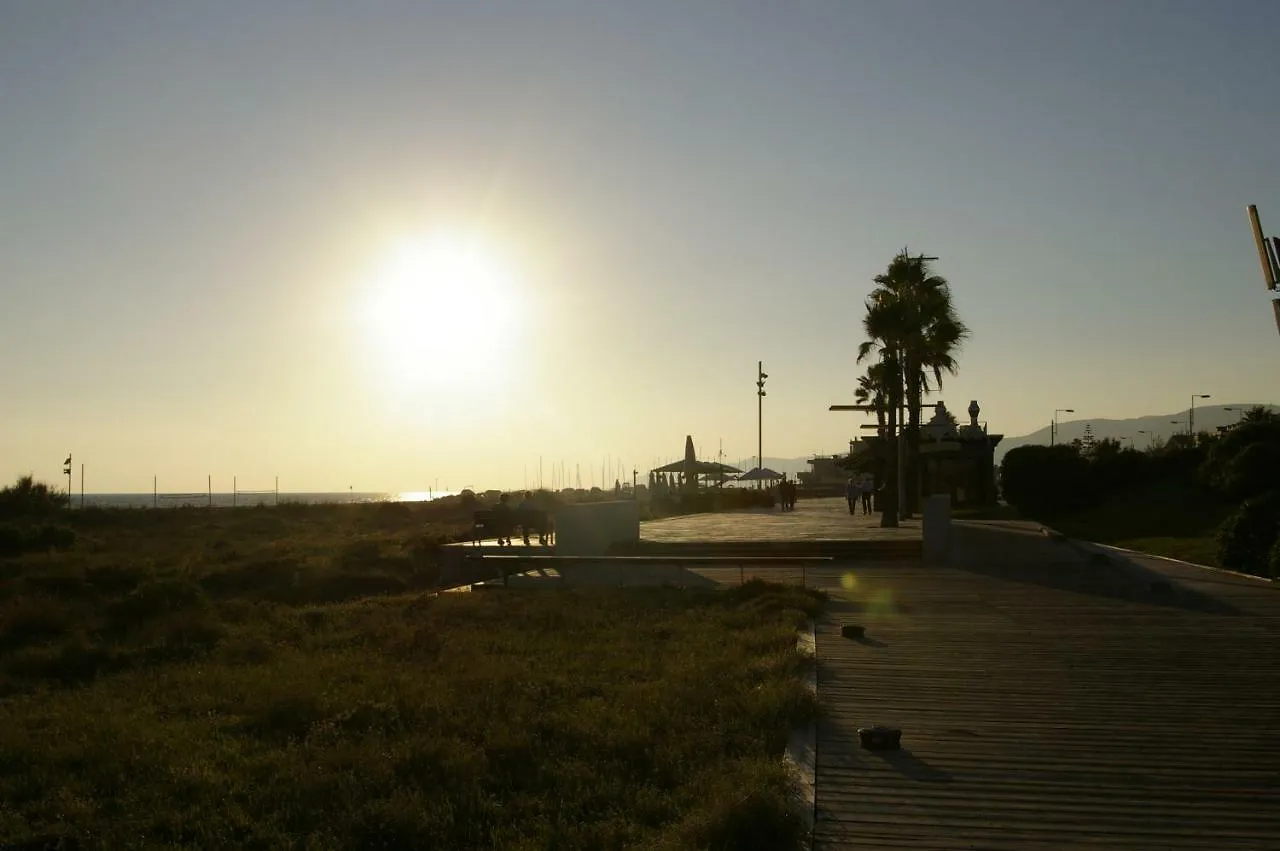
[857,291,910,527]
[859,250,969,519]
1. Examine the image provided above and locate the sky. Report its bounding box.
[3,0,1280,494]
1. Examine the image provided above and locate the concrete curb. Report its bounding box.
[783,618,817,851]
[1069,538,1277,585]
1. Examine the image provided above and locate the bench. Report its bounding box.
[472,508,555,546]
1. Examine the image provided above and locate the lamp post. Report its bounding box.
[1189,394,1210,439]
[1051,409,1074,446]
[756,361,768,490]
[62,453,72,509]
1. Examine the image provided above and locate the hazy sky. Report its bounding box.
[4,0,1280,493]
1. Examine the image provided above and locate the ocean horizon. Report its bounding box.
[72,491,461,509]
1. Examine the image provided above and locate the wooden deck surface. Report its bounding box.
[805,529,1280,849]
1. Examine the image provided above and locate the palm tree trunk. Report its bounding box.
[879,352,900,528]
[902,366,922,519]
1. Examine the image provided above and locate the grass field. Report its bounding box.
[0,504,822,849]
[1025,482,1230,567]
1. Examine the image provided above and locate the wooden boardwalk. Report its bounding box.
[640,497,920,543]
[806,528,1280,850]
[457,501,1280,846]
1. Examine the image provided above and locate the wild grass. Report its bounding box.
[0,502,823,849]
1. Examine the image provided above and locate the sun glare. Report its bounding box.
[362,231,524,392]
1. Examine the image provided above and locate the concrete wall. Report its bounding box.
[555,500,640,557]
[923,494,951,564]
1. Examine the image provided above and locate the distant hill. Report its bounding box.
[993,404,1277,464]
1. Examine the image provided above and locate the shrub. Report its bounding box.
[1209,440,1280,502]
[999,445,1091,516]
[1268,536,1280,580]
[1215,490,1280,576]
[0,522,76,558]
[108,577,209,626]
[0,475,67,518]
[0,595,75,650]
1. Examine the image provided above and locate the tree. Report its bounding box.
[858,251,969,519]
[854,361,891,436]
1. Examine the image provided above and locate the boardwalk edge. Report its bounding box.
[783,618,817,851]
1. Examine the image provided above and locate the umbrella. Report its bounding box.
[650,435,742,475]
[736,466,783,482]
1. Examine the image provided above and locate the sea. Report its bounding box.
[75,491,460,509]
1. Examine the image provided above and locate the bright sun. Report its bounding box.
[362,231,524,391]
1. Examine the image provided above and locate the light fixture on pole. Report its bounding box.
[756,361,768,490]
[1051,409,1074,446]
[62,453,72,509]
[1247,205,1280,337]
[1189,394,1210,438]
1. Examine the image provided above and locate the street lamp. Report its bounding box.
[756,362,768,490]
[1051,409,1075,446]
[1189,394,1211,438]
[62,453,72,509]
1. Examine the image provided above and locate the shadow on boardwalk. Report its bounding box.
[950,522,1241,615]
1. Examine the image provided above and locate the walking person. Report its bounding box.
[492,493,514,546]
[860,477,873,515]
[845,477,858,515]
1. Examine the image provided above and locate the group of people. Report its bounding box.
[845,477,875,515]
[490,491,551,546]
[777,476,798,511]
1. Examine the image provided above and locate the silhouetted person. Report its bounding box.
[516,491,538,545]
[860,479,872,514]
[492,493,514,546]
[845,478,858,515]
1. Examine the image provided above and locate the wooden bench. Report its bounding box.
[472,508,555,546]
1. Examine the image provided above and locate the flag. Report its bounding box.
[63,454,71,466]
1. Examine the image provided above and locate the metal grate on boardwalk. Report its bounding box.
[805,527,1280,850]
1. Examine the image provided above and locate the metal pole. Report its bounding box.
[233,476,237,507]
[208,475,212,507]
[154,475,157,508]
[80,464,84,509]
[275,475,279,505]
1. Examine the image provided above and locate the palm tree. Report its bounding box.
[854,361,890,437]
[859,250,969,520]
